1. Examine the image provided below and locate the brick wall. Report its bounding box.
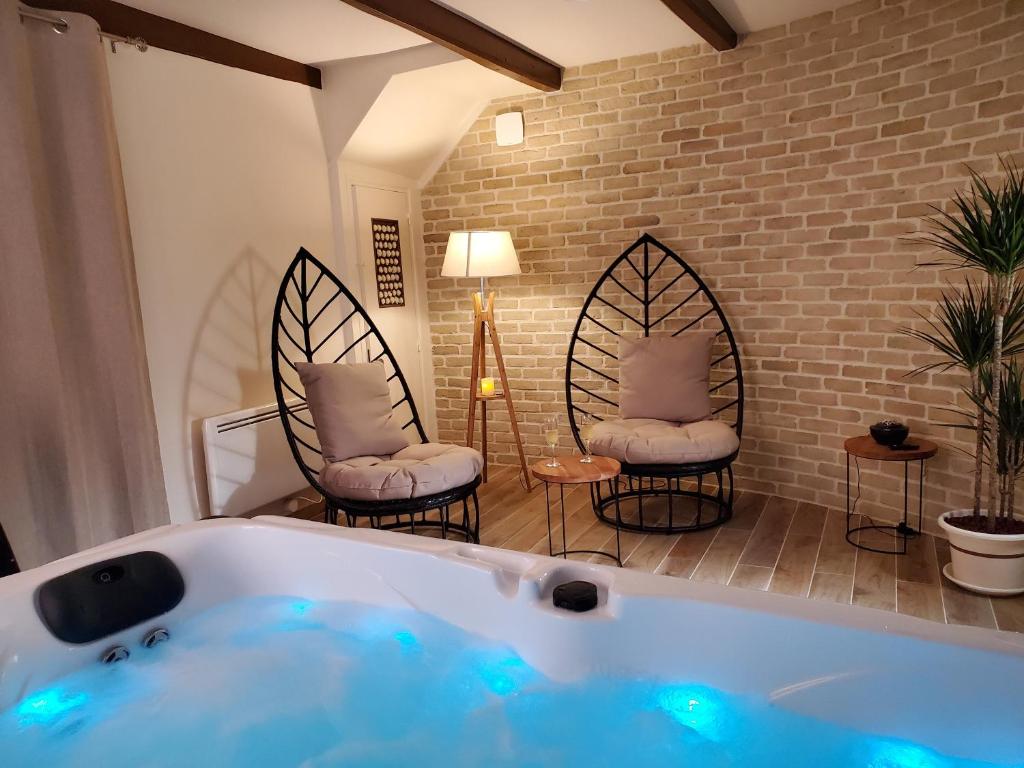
[420,0,1024,529]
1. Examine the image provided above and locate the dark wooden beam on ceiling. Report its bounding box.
[660,0,737,51]
[23,0,322,88]
[338,0,562,92]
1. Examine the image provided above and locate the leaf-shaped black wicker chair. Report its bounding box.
[271,247,481,541]
[565,234,743,534]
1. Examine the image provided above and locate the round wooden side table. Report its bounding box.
[845,435,938,555]
[530,455,622,566]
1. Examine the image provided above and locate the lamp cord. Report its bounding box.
[851,456,900,540]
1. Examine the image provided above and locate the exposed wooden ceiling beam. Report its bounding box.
[660,0,737,51]
[338,0,562,92]
[23,0,322,88]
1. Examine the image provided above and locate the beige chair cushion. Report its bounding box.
[320,443,483,501]
[589,418,738,465]
[619,332,715,423]
[296,361,409,463]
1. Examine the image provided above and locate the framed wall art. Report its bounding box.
[370,218,405,308]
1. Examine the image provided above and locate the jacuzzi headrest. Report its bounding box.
[34,551,185,644]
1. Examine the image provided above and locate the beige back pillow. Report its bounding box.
[296,361,410,463]
[618,332,715,423]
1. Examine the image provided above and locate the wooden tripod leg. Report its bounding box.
[486,309,532,491]
[466,306,483,447]
[479,317,488,483]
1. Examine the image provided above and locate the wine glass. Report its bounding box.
[543,415,560,468]
[579,413,595,463]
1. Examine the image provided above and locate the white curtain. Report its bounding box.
[0,5,169,569]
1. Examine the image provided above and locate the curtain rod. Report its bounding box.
[18,6,148,52]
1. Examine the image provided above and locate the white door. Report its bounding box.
[351,185,432,432]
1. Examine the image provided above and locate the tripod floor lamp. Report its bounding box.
[442,231,532,490]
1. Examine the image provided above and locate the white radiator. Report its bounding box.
[201,401,310,517]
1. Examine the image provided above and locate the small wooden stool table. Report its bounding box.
[845,435,938,555]
[530,455,622,566]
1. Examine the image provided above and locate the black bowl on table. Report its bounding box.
[869,421,909,448]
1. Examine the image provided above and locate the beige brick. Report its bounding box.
[881,117,926,137]
[979,94,1024,118]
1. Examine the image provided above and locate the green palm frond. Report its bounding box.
[936,387,991,456]
[1004,281,1024,357]
[915,159,1024,279]
[958,363,1024,472]
[964,365,995,416]
[997,362,1024,476]
[902,281,1024,377]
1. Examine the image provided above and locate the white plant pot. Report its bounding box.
[938,510,1024,596]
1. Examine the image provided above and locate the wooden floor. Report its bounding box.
[296,464,1024,634]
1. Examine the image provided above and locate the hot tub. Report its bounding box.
[1,517,1022,767]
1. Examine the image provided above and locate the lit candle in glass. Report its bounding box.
[480,377,495,396]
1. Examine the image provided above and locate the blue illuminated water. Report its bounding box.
[0,597,1016,767]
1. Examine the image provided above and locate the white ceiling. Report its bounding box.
[122,0,427,62]
[342,59,531,181]
[713,0,853,33]
[122,0,861,185]
[125,0,859,66]
[441,0,702,66]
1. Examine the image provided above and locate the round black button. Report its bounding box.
[92,564,125,585]
[552,580,599,612]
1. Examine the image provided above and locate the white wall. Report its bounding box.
[342,59,532,186]
[335,161,437,437]
[107,47,333,522]
[311,49,470,440]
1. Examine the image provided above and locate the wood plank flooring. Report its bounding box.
[293,465,1024,634]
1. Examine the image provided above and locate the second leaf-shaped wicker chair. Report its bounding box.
[271,248,482,541]
[566,234,744,534]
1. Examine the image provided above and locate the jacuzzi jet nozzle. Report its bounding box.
[142,628,170,648]
[100,645,130,664]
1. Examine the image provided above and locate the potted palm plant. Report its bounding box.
[906,160,1024,595]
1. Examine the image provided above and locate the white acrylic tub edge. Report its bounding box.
[2,517,1023,764]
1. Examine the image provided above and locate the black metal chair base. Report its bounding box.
[325,479,481,544]
[351,514,478,544]
[593,463,735,535]
[550,548,622,566]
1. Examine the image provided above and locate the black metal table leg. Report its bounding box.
[560,483,568,559]
[542,478,622,566]
[918,458,925,535]
[846,450,851,540]
[611,478,622,566]
[893,461,923,547]
[545,482,553,557]
[638,478,645,529]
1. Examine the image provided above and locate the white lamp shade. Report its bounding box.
[441,231,521,278]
